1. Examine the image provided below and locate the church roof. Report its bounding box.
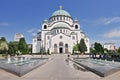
[51,6,71,17]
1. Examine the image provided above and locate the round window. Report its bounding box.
[60,36,63,39]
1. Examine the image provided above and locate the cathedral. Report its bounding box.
[32,6,90,54]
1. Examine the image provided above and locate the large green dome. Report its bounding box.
[52,9,71,17]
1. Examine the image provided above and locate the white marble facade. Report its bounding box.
[32,6,90,54]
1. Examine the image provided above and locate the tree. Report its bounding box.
[94,42,104,55]
[8,41,18,55]
[73,43,79,52]
[18,38,28,54]
[0,37,8,54]
[79,38,87,54]
[117,47,120,53]
[104,48,108,55]
[0,37,6,42]
[90,47,96,53]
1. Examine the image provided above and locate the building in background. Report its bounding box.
[103,43,116,51]
[14,33,24,42]
[32,6,90,54]
[32,32,41,53]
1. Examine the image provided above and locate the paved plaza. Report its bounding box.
[0,54,120,80]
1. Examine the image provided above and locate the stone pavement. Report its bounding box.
[0,54,120,80]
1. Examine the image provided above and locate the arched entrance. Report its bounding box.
[59,42,63,53]
[65,44,68,53]
[54,44,57,53]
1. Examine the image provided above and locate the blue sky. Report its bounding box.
[0,0,120,47]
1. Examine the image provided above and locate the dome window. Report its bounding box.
[44,25,47,29]
[57,30,59,33]
[60,29,62,33]
[60,17,62,20]
[75,25,78,29]
[60,36,63,39]
[57,17,59,20]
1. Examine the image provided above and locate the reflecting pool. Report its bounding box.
[0,57,48,77]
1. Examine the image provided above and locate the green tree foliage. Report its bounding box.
[0,37,6,42]
[28,47,32,53]
[73,43,79,55]
[18,38,28,54]
[90,48,96,53]
[117,47,120,53]
[79,38,87,54]
[8,41,18,55]
[104,48,108,55]
[94,42,104,55]
[0,37,8,54]
[73,43,79,51]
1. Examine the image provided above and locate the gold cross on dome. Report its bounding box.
[59,5,62,10]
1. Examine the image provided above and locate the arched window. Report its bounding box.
[34,40,36,42]
[60,29,62,33]
[57,29,59,33]
[44,25,47,29]
[63,30,65,33]
[59,42,63,46]
[75,25,78,29]
[54,44,57,48]
[60,36,63,39]
[65,44,68,48]
[64,17,65,20]
[60,17,62,20]
[72,36,75,40]
[57,17,59,20]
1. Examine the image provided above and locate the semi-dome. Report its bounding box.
[52,22,70,29]
[52,6,71,17]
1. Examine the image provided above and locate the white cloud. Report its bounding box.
[0,22,9,26]
[103,29,120,38]
[32,33,36,36]
[38,29,41,32]
[27,28,36,33]
[101,17,120,25]
[27,28,38,37]
[82,16,120,26]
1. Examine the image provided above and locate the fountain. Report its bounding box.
[112,59,114,63]
[7,57,11,63]
[20,57,23,62]
[0,56,48,77]
[105,59,107,62]
[71,58,120,77]
[14,57,18,62]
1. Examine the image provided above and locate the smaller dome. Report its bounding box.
[53,22,69,29]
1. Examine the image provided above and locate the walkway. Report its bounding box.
[0,54,120,80]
